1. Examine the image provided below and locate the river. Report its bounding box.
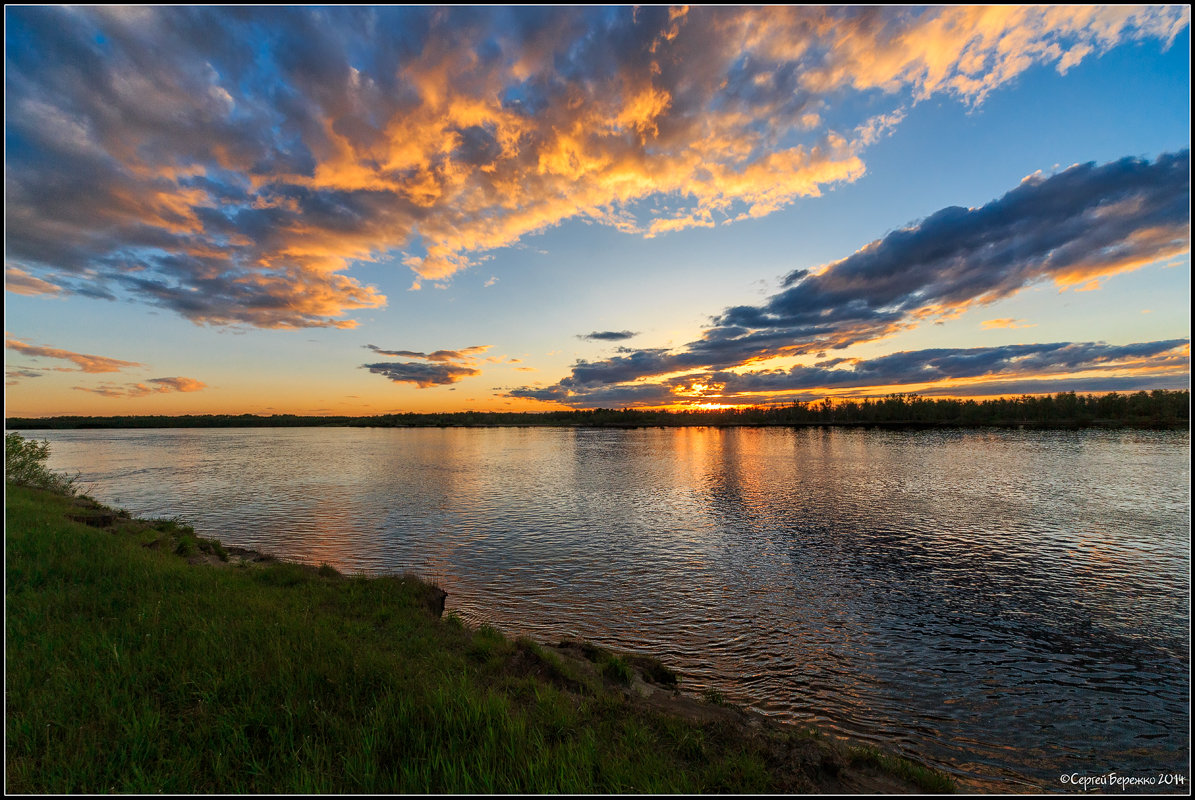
[27,425,1191,791]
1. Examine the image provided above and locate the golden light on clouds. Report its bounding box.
[7,6,1186,329]
[981,319,1036,330]
[3,6,1189,418]
[5,336,144,374]
[74,377,207,398]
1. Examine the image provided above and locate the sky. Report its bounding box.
[4,5,1191,416]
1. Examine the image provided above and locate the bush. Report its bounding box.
[5,433,78,495]
[601,655,633,686]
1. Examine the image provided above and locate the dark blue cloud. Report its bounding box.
[363,361,481,388]
[516,339,1189,408]
[576,330,640,342]
[362,343,491,388]
[508,382,675,407]
[365,344,490,362]
[521,152,1190,400]
[736,151,1191,333]
[701,340,1190,394]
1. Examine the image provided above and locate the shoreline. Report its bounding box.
[8,418,1190,432]
[8,483,961,794]
[178,540,1016,791]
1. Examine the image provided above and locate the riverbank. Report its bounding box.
[5,483,955,793]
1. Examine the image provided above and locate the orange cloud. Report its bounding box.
[8,7,1184,326]
[146,376,206,393]
[73,376,207,398]
[981,318,1037,330]
[790,5,1189,103]
[5,336,143,373]
[5,266,63,296]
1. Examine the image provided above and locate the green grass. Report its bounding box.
[848,746,958,794]
[5,484,954,794]
[702,687,727,705]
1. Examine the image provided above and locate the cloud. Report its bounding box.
[6,335,208,393]
[914,374,1191,397]
[515,151,1190,403]
[981,318,1036,330]
[5,6,1186,327]
[484,276,499,288]
[716,150,1189,350]
[509,381,677,408]
[147,376,206,392]
[362,342,491,387]
[577,330,640,342]
[5,266,63,296]
[363,361,481,388]
[73,376,207,398]
[6,367,46,385]
[511,340,1188,407]
[698,340,1189,395]
[365,343,490,362]
[5,335,144,373]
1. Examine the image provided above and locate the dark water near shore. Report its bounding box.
[29,426,1190,791]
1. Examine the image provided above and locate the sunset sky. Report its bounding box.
[4,5,1191,416]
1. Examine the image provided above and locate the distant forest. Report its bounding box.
[6,390,1189,430]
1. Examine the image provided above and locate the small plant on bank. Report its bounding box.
[627,654,679,688]
[150,516,194,536]
[4,432,79,495]
[601,655,633,686]
[174,534,198,557]
[702,687,726,706]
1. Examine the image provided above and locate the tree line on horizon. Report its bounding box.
[5,389,1189,430]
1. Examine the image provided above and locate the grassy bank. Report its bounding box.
[6,483,954,793]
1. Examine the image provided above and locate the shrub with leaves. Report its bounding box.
[5,432,79,495]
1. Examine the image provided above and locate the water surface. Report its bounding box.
[30,426,1191,790]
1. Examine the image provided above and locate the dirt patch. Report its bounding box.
[66,495,122,528]
[68,512,118,528]
[223,546,279,565]
[509,641,590,695]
